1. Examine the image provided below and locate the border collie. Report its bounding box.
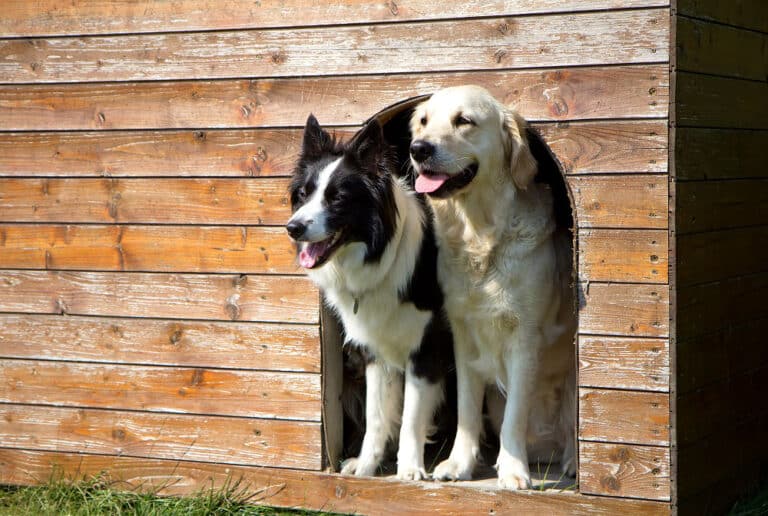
[286,114,453,480]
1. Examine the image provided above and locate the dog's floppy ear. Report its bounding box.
[503,109,538,190]
[348,119,384,169]
[301,114,333,159]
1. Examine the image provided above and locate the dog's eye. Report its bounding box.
[454,114,475,127]
[420,116,428,126]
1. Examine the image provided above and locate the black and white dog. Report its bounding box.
[286,114,453,480]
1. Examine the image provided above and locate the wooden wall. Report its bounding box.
[672,1,768,514]
[0,1,672,512]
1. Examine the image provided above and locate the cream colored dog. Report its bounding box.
[409,85,576,489]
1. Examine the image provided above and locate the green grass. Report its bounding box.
[0,474,331,516]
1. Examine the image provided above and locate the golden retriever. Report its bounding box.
[409,85,576,489]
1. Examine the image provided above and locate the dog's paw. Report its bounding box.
[496,459,531,490]
[396,464,428,481]
[432,458,474,482]
[340,457,378,477]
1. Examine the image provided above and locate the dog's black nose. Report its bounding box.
[410,140,434,163]
[286,220,306,239]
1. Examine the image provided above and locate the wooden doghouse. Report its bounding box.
[0,2,766,514]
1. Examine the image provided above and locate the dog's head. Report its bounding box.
[286,115,398,269]
[409,85,537,198]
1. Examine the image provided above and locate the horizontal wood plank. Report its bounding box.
[677,226,768,287]
[0,224,299,275]
[0,66,669,131]
[674,128,768,181]
[0,405,321,470]
[578,229,668,283]
[676,179,768,233]
[0,359,320,420]
[677,0,768,33]
[0,314,320,373]
[676,16,768,81]
[579,283,669,337]
[579,441,670,501]
[0,450,673,515]
[676,72,768,129]
[0,10,669,83]
[1,0,671,37]
[568,175,668,229]
[578,336,669,392]
[0,121,668,177]
[0,270,319,323]
[579,388,670,445]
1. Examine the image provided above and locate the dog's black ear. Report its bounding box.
[301,114,333,158]
[349,119,384,169]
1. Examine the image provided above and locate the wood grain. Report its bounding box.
[0,10,669,83]
[568,175,668,229]
[677,0,768,33]
[0,405,322,470]
[0,224,299,275]
[0,270,319,323]
[674,128,768,181]
[578,336,669,392]
[0,314,320,373]
[0,359,320,421]
[579,283,669,338]
[676,72,768,129]
[0,121,667,177]
[677,226,768,287]
[0,65,669,131]
[1,0,671,37]
[676,179,768,233]
[578,229,668,283]
[0,450,673,515]
[0,178,291,225]
[579,388,670,446]
[579,442,670,500]
[676,16,768,81]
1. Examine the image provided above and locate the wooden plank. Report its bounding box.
[320,305,344,471]
[676,179,768,233]
[677,272,768,340]
[677,226,768,287]
[1,0,672,37]
[0,122,668,177]
[0,405,321,470]
[579,388,670,446]
[579,283,669,337]
[0,178,290,225]
[0,10,670,83]
[674,128,768,181]
[676,72,768,129]
[579,442,671,501]
[578,229,668,283]
[676,16,768,81]
[0,224,299,275]
[676,317,768,394]
[0,314,320,373]
[677,0,768,33]
[0,450,673,516]
[0,270,319,324]
[0,359,320,421]
[0,65,669,131]
[578,336,669,392]
[568,175,668,229]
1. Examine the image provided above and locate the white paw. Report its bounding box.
[340,457,378,477]
[496,459,531,490]
[396,463,428,481]
[432,457,474,481]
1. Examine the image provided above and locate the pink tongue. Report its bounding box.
[299,241,328,269]
[415,173,449,193]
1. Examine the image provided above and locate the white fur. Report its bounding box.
[410,85,576,489]
[288,158,340,242]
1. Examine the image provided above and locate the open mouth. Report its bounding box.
[414,163,479,198]
[298,231,345,269]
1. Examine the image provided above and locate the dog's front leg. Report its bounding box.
[341,359,402,477]
[396,364,443,481]
[496,327,539,489]
[433,321,484,481]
